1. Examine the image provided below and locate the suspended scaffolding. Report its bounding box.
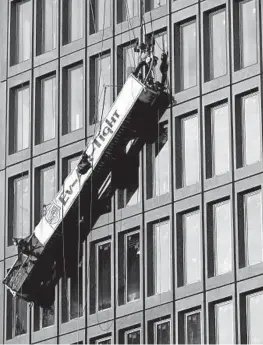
[3,72,170,306]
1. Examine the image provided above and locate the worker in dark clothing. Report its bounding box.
[13,237,35,257]
[77,151,91,175]
[160,52,168,87]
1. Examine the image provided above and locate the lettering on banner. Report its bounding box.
[86,110,120,164]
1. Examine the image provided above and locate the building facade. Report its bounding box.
[0,0,263,343]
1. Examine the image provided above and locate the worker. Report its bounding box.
[13,237,34,257]
[159,52,168,88]
[77,151,91,175]
[133,36,157,84]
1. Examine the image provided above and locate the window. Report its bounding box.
[6,289,27,339]
[207,103,230,177]
[178,210,201,286]
[10,0,31,65]
[36,0,57,55]
[63,0,84,44]
[34,304,55,331]
[94,336,112,344]
[117,0,139,23]
[10,84,30,154]
[36,74,56,144]
[118,231,140,305]
[8,174,30,246]
[207,9,227,80]
[39,165,56,217]
[246,291,263,344]
[68,155,80,173]
[63,63,84,134]
[242,190,263,266]
[146,123,169,198]
[91,54,111,124]
[154,320,171,344]
[90,240,111,314]
[208,200,233,277]
[62,256,83,323]
[147,220,171,296]
[177,114,200,188]
[90,0,111,33]
[184,311,202,344]
[117,149,140,209]
[239,0,258,69]
[145,0,166,12]
[178,20,197,90]
[154,32,168,83]
[214,301,234,344]
[237,92,261,167]
[34,164,56,330]
[125,328,141,344]
[123,45,137,81]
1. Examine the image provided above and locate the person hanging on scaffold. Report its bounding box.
[133,34,168,91]
[133,34,158,85]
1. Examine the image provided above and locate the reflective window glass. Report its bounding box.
[240,0,258,68]
[180,20,197,90]
[209,9,227,79]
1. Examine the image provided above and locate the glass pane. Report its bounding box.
[68,65,84,132]
[156,321,171,344]
[182,115,200,187]
[211,104,230,176]
[215,301,234,344]
[126,233,140,302]
[15,86,30,152]
[42,305,54,328]
[68,156,80,173]
[186,312,201,344]
[180,21,197,90]
[17,0,31,62]
[70,266,83,319]
[240,0,257,68]
[154,33,168,83]
[42,0,57,52]
[41,75,56,142]
[183,211,201,284]
[96,0,111,31]
[210,9,227,79]
[242,93,261,166]
[98,242,111,310]
[13,175,30,240]
[126,330,140,344]
[69,0,83,42]
[40,166,55,214]
[154,125,169,196]
[124,45,136,80]
[244,190,263,266]
[96,55,111,122]
[154,221,171,293]
[247,292,263,344]
[213,200,233,275]
[125,0,139,19]
[15,295,27,336]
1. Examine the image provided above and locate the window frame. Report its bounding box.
[153,319,171,344]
